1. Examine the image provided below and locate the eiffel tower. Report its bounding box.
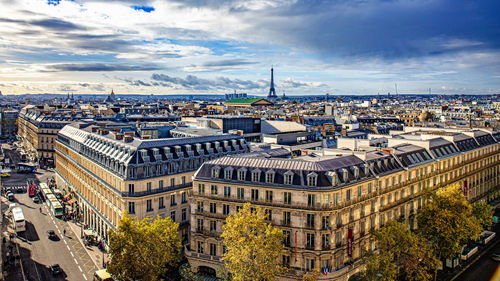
[267,67,278,99]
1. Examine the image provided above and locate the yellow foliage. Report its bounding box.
[221,203,285,281]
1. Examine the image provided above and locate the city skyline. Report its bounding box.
[1,0,499,96]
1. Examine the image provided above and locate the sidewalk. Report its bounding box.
[64,218,108,270]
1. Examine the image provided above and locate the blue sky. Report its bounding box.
[0,0,499,95]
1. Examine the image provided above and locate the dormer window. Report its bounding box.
[238,168,247,181]
[331,172,338,186]
[252,169,261,182]
[265,170,275,183]
[307,172,318,187]
[284,171,294,185]
[352,166,359,178]
[384,159,389,167]
[341,168,349,182]
[224,167,233,180]
[211,166,220,178]
[363,164,369,175]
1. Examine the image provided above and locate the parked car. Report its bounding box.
[7,192,14,201]
[47,230,57,240]
[33,196,40,203]
[50,264,62,275]
[16,186,24,193]
[492,253,500,262]
[1,173,10,177]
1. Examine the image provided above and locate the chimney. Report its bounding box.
[124,135,133,143]
[91,127,98,133]
[142,135,150,139]
[113,132,123,140]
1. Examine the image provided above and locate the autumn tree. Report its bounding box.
[417,187,482,261]
[359,221,438,281]
[221,203,285,281]
[472,201,494,228]
[301,268,321,281]
[107,212,182,281]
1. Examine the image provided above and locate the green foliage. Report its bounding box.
[417,187,482,260]
[472,201,494,228]
[360,221,438,281]
[221,203,285,281]
[107,212,182,281]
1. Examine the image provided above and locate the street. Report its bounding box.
[454,235,500,281]
[1,143,98,281]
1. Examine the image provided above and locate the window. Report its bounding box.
[128,184,134,194]
[238,169,247,181]
[197,201,204,212]
[170,178,175,187]
[211,167,220,178]
[128,202,135,214]
[237,188,244,199]
[307,214,315,228]
[223,204,230,215]
[284,192,292,204]
[182,208,187,221]
[266,190,273,202]
[336,213,342,227]
[224,186,231,198]
[358,186,362,197]
[307,172,317,187]
[210,221,217,232]
[210,243,216,256]
[210,202,217,213]
[198,184,205,194]
[181,192,187,203]
[306,233,315,249]
[159,197,165,209]
[306,258,315,271]
[170,194,176,206]
[252,170,260,182]
[308,194,316,206]
[170,211,176,222]
[197,219,204,231]
[146,199,153,212]
[182,176,186,185]
[225,168,233,179]
[236,206,242,213]
[283,211,291,226]
[266,171,275,183]
[322,216,330,230]
[322,234,330,249]
[283,255,291,267]
[211,185,218,195]
[265,209,272,221]
[283,230,291,246]
[146,182,152,192]
[197,241,204,254]
[251,189,259,201]
[368,183,372,193]
[346,189,351,201]
[159,180,164,189]
[284,171,293,185]
[335,232,342,247]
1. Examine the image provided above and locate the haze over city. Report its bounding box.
[1,0,500,96]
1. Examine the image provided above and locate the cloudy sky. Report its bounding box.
[0,0,499,96]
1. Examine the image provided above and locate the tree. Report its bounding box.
[359,221,438,281]
[417,187,482,261]
[221,203,285,281]
[472,201,494,228]
[107,212,182,281]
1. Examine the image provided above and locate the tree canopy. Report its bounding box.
[107,212,182,281]
[360,221,438,281]
[417,186,482,260]
[221,203,285,281]
[472,201,494,228]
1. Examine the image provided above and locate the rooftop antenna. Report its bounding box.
[395,83,399,97]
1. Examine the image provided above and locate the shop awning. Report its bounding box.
[63,193,72,199]
[68,197,77,204]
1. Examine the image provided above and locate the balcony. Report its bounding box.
[305,244,315,250]
[123,183,191,197]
